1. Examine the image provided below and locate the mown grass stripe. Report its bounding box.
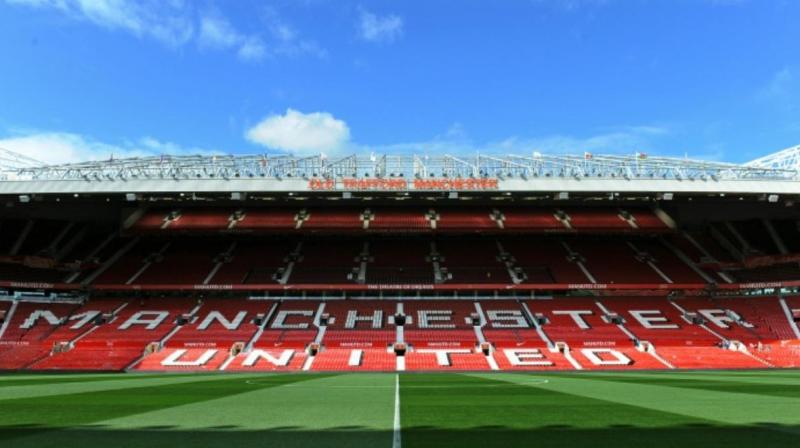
[0,374,326,444]
[0,372,266,401]
[556,372,800,399]
[91,374,395,431]
[399,373,794,448]
[477,372,800,427]
[0,374,398,448]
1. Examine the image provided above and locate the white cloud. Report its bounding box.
[4,1,325,61]
[271,23,296,43]
[358,8,403,43]
[196,14,267,61]
[245,109,351,155]
[262,7,326,59]
[6,0,194,47]
[0,132,217,165]
[197,15,241,49]
[237,37,267,61]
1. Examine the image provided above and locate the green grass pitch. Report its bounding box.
[2,370,800,447]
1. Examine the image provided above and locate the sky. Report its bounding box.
[0,0,798,165]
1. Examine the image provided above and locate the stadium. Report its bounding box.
[4,2,800,447]
[1,147,800,447]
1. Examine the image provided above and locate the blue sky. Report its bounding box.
[0,0,798,165]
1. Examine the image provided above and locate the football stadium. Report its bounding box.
[3,1,800,447]
[1,149,800,447]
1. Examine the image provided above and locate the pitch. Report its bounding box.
[1,371,800,447]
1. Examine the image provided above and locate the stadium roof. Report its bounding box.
[1,150,798,196]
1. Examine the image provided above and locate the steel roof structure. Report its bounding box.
[1,150,798,196]
[746,145,800,172]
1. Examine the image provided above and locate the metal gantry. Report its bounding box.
[3,151,798,183]
[747,145,800,172]
[0,148,44,181]
[1,148,44,168]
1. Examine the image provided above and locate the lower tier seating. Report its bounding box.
[656,346,769,369]
[2,296,799,372]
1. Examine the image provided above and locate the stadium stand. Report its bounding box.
[1,162,799,373]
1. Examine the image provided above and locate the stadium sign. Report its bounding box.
[308,177,500,192]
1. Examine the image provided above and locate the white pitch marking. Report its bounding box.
[393,374,402,448]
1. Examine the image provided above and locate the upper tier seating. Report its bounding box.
[633,240,706,283]
[436,239,511,283]
[129,207,669,234]
[365,240,433,284]
[233,209,301,231]
[435,209,497,230]
[0,219,28,253]
[132,209,234,231]
[303,209,364,231]
[568,240,664,283]
[93,239,167,284]
[134,240,229,285]
[288,241,361,284]
[369,209,429,230]
[214,240,294,284]
[731,220,778,255]
[499,208,564,230]
[503,239,588,284]
[563,208,633,231]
